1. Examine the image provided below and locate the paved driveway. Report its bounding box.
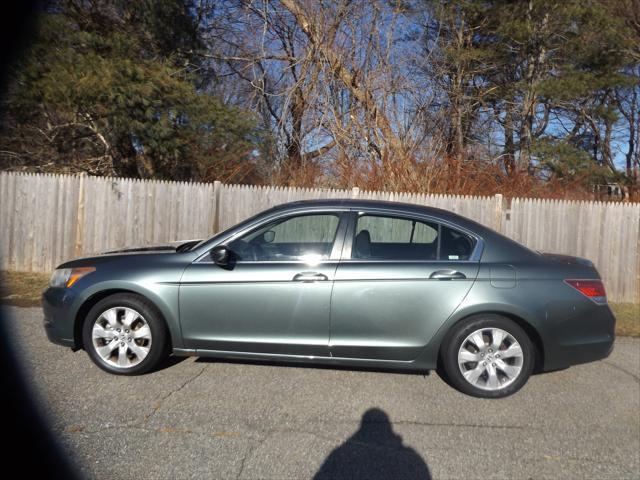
[4,306,639,479]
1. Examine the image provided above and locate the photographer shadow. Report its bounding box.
[314,408,431,480]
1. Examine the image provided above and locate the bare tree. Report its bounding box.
[200,0,435,189]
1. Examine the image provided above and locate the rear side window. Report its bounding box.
[440,224,475,260]
[353,215,439,260]
[352,214,476,261]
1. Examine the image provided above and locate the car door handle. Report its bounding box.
[429,269,466,280]
[293,272,329,282]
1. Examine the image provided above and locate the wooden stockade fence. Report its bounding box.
[1,171,638,303]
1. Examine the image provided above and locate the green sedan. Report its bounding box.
[43,199,615,398]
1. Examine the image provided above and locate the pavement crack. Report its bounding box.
[253,421,531,453]
[390,419,530,430]
[71,424,157,435]
[543,453,636,474]
[236,444,250,480]
[144,365,208,423]
[602,360,640,383]
[236,435,269,480]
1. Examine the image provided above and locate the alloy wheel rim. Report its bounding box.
[91,307,152,369]
[457,327,524,391]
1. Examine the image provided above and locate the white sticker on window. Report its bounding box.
[448,255,459,260]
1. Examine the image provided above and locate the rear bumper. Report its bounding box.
[42,287,78,349]
[542,303,616,371]
[544,337,614,371]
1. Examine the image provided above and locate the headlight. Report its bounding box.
[50,267,95,288]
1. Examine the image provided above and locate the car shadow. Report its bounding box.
[314,408,431,480]
[153,354,189,372]
[194,356,432,377]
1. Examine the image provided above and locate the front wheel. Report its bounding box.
[440,315,534,398]
[82,293,169,375]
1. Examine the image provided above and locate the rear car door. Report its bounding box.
[329,210,481,361]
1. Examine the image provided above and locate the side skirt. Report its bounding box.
[173,347,431,372]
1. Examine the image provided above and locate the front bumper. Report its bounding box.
[42,287,79,348]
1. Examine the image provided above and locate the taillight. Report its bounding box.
[564,279,607,304]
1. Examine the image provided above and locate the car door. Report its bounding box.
[329,210,481,361]
[179,210,347,357]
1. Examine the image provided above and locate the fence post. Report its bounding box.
[212,180,222,234]
[74,173,86,256]
[493,193,504,232]
[636,222,640,303]
[351,187,360,198]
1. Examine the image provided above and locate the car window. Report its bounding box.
[353,215,439,260]
[440,224,476,261]
[353,214,476,261]
[228,213,340,262]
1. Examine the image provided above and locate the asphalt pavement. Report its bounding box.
[3,306,639,479]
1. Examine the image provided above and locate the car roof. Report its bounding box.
[269,198,479,229]
[271,198,454,217]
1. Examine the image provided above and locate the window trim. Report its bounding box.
[342,209,483,263]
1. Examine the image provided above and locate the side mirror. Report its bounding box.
[263,230,275,243]
[210,245,229,266]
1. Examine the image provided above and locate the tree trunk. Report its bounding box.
[626,83,638,184]
[503,104,517,175]
[285,89,305,169]
[280,0,405,158]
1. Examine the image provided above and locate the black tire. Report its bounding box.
[439,314,534,398]
[82,293,169,375]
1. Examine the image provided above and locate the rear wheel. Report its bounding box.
[82,293,169,375]
[440,315,534,398]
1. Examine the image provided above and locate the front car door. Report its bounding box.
[179,210,348,357]
[329,209,481,361]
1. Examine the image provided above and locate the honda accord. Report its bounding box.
[42,199,615,398]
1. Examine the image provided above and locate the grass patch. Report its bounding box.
[1,270,638,337]
[610,303,640,338]
[1,270,50,307]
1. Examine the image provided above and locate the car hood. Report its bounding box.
[101,239,202,255]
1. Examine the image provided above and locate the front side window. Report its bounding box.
[228,213,340,262]
[352,214,476,261]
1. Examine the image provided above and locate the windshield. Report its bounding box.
[186,208,278,252]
